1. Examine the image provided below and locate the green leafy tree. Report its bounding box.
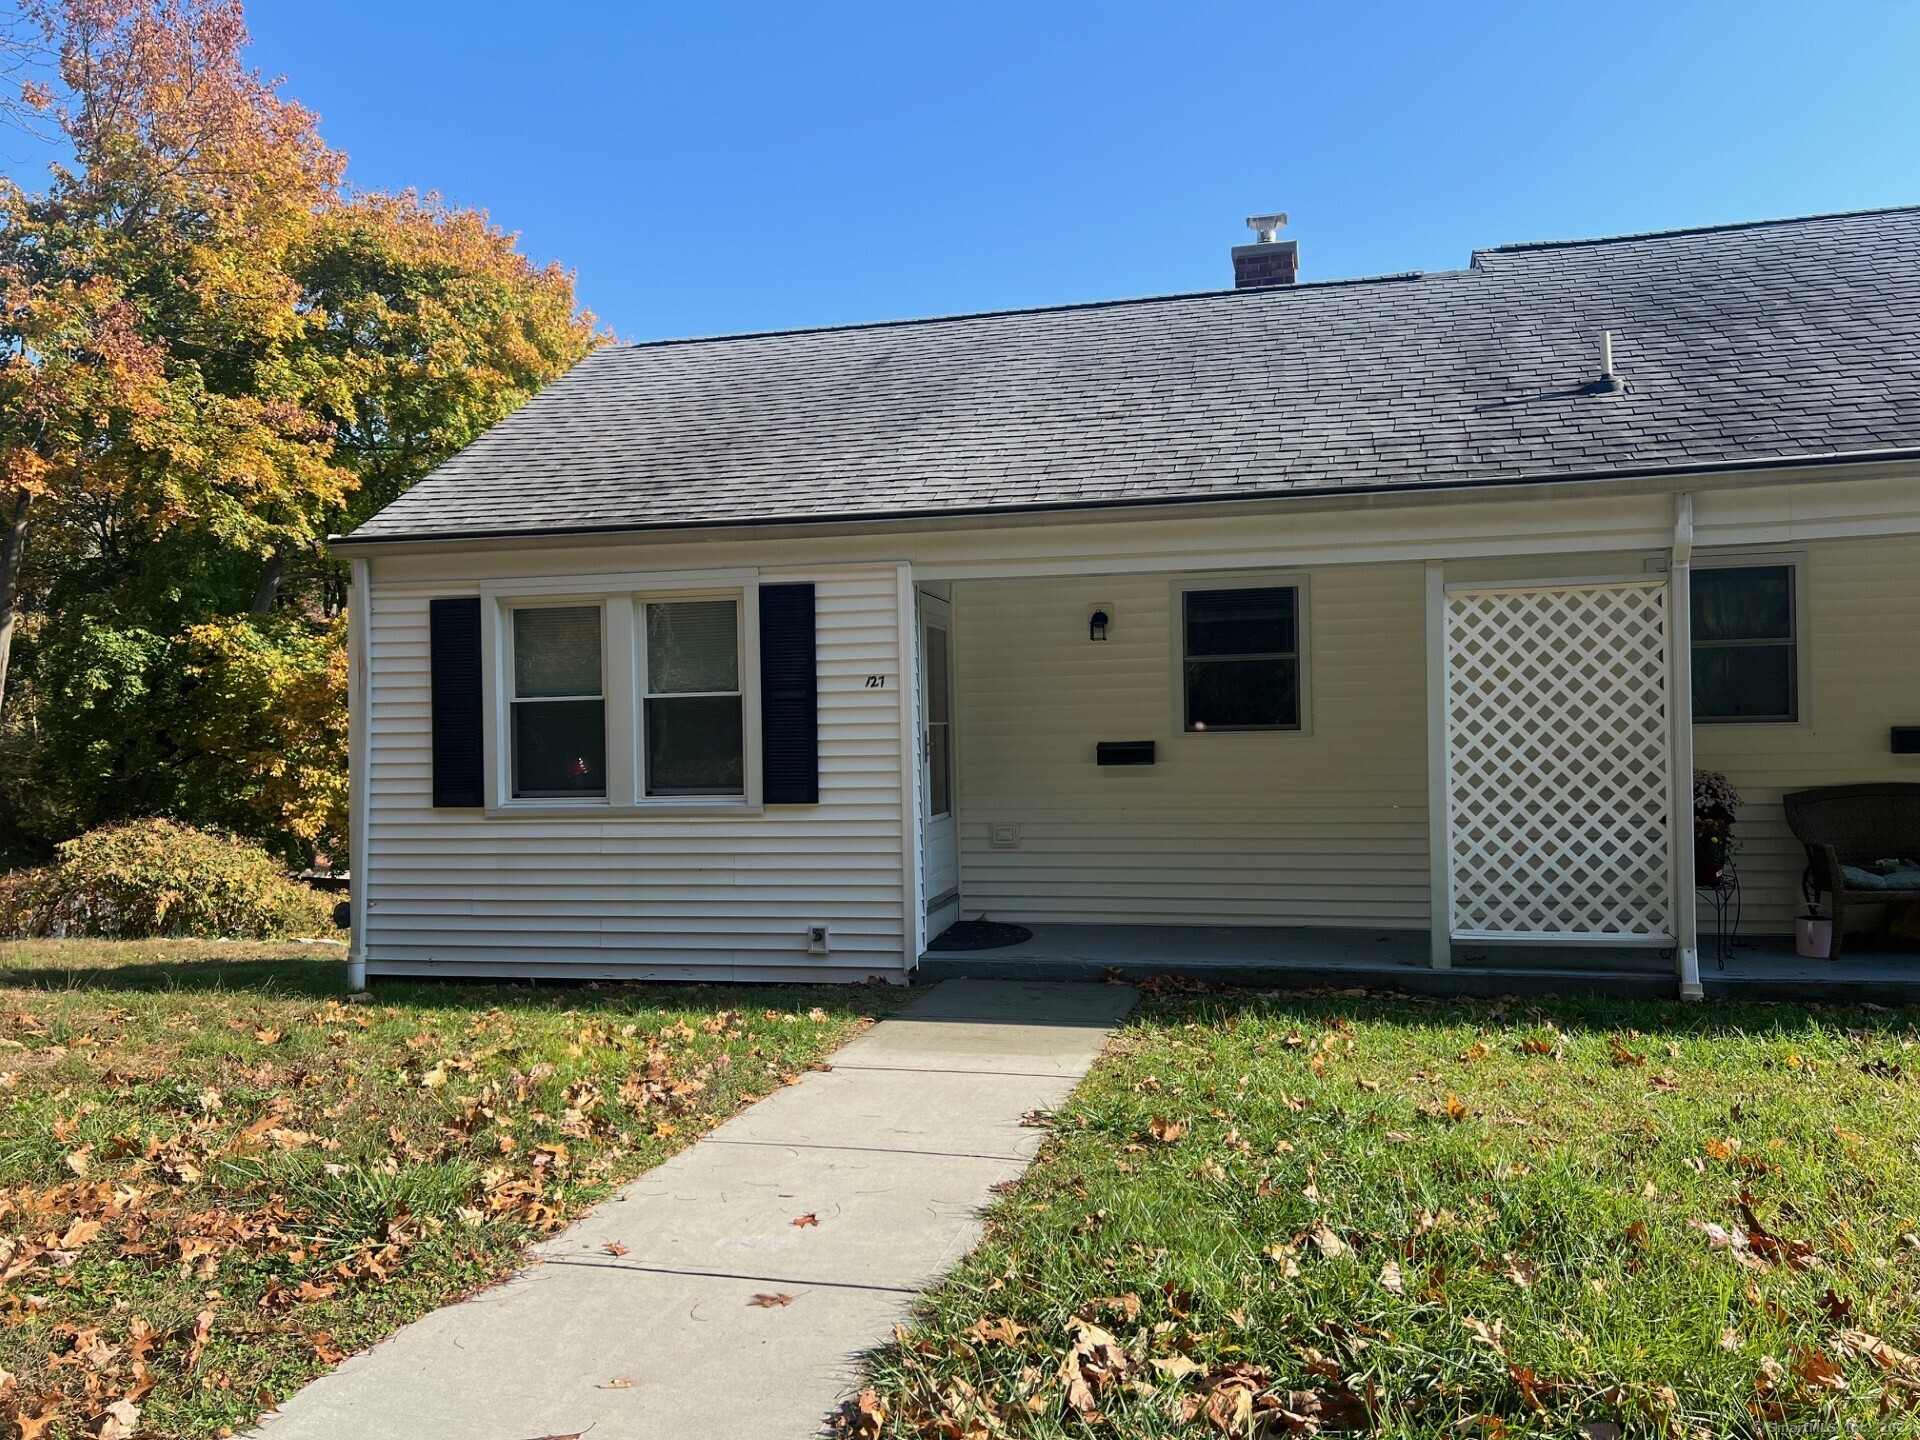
[0,0,602,866]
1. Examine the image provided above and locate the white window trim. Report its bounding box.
[481,584,763,816]
[1687,549,1811,729]
[1168,572,1314,738]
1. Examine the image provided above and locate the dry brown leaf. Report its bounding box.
[1147,1117,1186,1144]
[1090,1293,1141,1322]
[1310,1223,1346,1259]
[963,1316,1027,1345]
[92,1400,140,1440]
[1378,1259,1404,1294]
[602,1241,629,1256]
[792,1212,820,1228]
[748,1292,794,1308]
[1150,1354,1206,1380]
[597,1377,634,1390]
[836,1387,887,1439]
[254,1028,283,1045]
[1793,1344,1848,1393]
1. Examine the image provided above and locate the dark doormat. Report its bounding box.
[927,919,1035,952]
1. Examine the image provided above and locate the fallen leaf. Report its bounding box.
[1151,1354,1207,1380]
[837,1388,887,1439]
[254,1028,282,1046]
[1793,1344,1848,1392]
[1379,1259,1404,1294]
[93,1400,140,1440]
[964,1316,1027,1345]
[602,1242,629,1256]
[749,1293,794,1308]
[1458,1041,1493,1063]
[1147,1117,1186,1144]
[791,1212,820,1228]
[1578,1424,1623,1440]
[597,1378,634,1390]
[1310,1223,1346,1259]
[1720,1327,1742,1351]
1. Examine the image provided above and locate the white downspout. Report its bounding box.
[1670,496,1703,999]
[346,558,372,994]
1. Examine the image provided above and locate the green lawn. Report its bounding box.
[851,987,1920,1439]
[0,939,901,1440]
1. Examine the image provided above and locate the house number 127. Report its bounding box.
[865,675,888,688]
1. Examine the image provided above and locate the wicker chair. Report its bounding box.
[1782,783,1920,959]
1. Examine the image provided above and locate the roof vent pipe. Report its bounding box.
[1596,329,1625,392]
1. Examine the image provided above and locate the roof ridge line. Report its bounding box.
[612,272,1430,351]
[1473,202,1920,261]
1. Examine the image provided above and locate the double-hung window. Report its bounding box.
[510,605,607,797]
[644,598,745,796]
[1180,584,1303,731]
[1691,564,1799,723]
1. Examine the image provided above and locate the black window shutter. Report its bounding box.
[758,584,819,804]
[430,597,485,808]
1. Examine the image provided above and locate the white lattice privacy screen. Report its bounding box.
[1444,580,1675,941]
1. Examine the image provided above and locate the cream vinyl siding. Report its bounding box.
[1694,537,1920,933]
[361,568,909,981]
[953,565,1430,928]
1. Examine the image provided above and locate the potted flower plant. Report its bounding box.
[1694,769,1742,886]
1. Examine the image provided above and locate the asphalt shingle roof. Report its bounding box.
[348,206,1920,543]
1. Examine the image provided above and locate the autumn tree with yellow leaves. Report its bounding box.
[0,0,601,865]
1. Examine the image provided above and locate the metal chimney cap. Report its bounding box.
[1245,212,1289,244]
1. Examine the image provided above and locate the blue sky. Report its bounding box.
[14,2,1920,340]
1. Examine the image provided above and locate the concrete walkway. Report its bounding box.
[251,979,1136,1440]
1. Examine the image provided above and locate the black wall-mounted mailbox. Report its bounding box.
[1893,727,1920,755]
[1096,740,1156,767]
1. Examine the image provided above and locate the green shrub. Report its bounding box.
[0,819,336,940]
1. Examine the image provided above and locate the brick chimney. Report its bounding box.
[1232,212,1297,289]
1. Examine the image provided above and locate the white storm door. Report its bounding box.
[919,595,958,903]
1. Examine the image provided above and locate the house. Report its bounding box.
[331,206,1920,997]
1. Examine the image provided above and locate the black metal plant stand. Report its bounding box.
[1698,861,1741,968]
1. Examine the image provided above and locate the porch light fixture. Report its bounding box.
[1088,606,1112,642]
